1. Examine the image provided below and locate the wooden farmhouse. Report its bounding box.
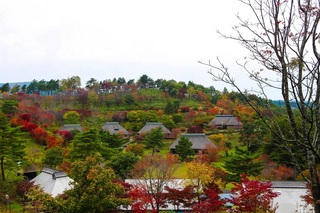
[209,115,243,130]
[101,122,130,139]
[170,133,216,154]
[138,122,171,139]
[60,124,83,132]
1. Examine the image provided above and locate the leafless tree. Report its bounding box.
[199,0,320,211]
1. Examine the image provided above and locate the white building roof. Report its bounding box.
[31,168,73,197]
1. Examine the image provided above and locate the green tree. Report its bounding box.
[223,147,263,182]
[164,101,175,115]
[0,113,25,181]
[43,147,64,168]
[107,151,139,180]
[58,154,130,213]
[145,127,164,155]
[1,100,18,117]
[68,128,103,161]
[175,136,195,161]
[10,84,20,94]
[0,83,10,92]
[63,111,80,124]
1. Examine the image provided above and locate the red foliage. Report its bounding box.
[58,161,72,174]
[180,106,190,113]
[187,126,204,133]
[20,113,31,122]
[164,185,196,210]
[59,130,74,143]
[31,127,48,145]
[192,188,226,213]
[129,184,157,213]
[16,180,35,198]
[229,174,279,212]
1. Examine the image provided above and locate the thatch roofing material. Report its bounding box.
[138,122,171,134]
[102,122,129,135]
[209,115,243,127]
[170,133,216,150]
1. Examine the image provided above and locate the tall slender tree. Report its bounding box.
[199,0,320,211]
[0,113,25,181]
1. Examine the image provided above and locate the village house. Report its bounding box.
[209,114,243,130]
[170,133,217,154]
[138,122,171,139]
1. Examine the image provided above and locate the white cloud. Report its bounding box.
[0,0,281,99]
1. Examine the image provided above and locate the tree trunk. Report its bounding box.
[1,156,5,181]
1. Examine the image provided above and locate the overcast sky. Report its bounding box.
[0,0,281,99]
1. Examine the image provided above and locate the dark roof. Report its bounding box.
[102,122,129,135]
[138,122,171,134]
[170,133,217,150]
[209,115,243,126]
[60,124,83,132]
[271,181,307,189]
[42,168,68,178]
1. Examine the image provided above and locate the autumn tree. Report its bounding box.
[57,154,130,212]
[199,0,320,211]
[229,174,279,213]
[186,161,224,204]
[130,154,179,213]
[63,110,81,124]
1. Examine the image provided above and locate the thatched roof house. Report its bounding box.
[209,115,243,130]
[60,124,83,132]
[170,133,216,154]
[101,122,130,138]
[31,168,73,197]
[138,122,171,138]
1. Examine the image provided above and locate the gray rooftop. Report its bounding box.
[170,133,216,150]
[60,124,83,132]
[138,122,171,134]
[102,122,129,135]
[31,168,73,197]
[209,115,243,126]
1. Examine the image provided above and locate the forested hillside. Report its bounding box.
[0,75,301,212]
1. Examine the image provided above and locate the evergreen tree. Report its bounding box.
[58,154,130,212]
[0,113,25,181]
[223,147,263,182]
[175,136,195,161]
[145,127,164,155]
[68,128,103,161]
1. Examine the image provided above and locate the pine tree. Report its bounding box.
[175,136,195,161]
